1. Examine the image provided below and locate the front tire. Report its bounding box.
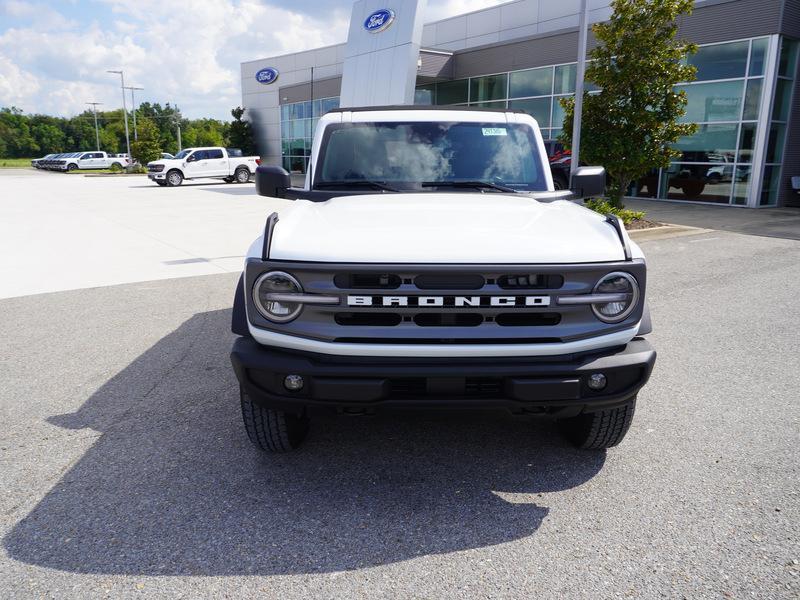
[66,163,77,172]
[234,167,251,183]
[166,169,183,187]
[240,386,309,452]
[558,398,636,450]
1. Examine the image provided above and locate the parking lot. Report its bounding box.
[1,169,799,598]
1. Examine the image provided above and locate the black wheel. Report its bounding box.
[111,162,122,170]
[166,169,183,187]
[558,397,636,450]
[240,386,309,452]
[234,167,251,183]
[66,163,77,172]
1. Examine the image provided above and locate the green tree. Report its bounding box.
[560,0,698,207]
[0,107,38,157]
[130,117,162,165]
[228,107,257,155]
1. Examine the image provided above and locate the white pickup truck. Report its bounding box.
[55,151,130,171]
[146,147,260,186]
[230,106,656,454]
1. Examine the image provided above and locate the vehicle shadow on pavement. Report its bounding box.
[4,309,605,576]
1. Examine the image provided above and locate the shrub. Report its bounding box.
[585,198,645,225]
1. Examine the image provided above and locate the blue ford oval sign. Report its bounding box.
[255,67,279,85]
[364,8,395,33]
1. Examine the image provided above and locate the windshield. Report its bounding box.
[173,149,192,160]
[315,121,546,192]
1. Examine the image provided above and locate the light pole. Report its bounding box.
[86,102,103,150]
[107,70,131,158]
[570,0,590,177]
[176,119,182,151]
[123,86,144,140]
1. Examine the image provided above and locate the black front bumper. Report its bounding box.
[230,337,656,417]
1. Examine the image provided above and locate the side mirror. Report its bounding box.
[256,165,291,198]
[570,166,606,198]
[186,155,196,162]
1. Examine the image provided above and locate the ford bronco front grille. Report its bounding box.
[245,260,647,345]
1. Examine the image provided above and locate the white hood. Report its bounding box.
[267,194,640,264]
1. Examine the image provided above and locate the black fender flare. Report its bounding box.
[231,274,251,337]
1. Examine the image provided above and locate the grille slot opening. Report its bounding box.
[496,313,561,326]
[334,273,401,289]
[413,313,484,327]
[335,313,402,326]
[465,377,503,396]
[498,274,564,289]
[414,273,485,289]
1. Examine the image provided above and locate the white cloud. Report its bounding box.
[0,0,507,119]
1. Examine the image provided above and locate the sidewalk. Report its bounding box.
[624,198,800,241]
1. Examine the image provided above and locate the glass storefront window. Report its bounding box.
[554,64,576,94]
[731,166,751,205]
[766,123,786,163]
[508,97,551,128]
[320,97,339,115]
[760,165,780,206]
[660,163,732,203]
[472,100,507,109]
[749,38,768,76]
[778,38,798,78]
[414,87,434,104]
[674,123,738,163]
[552,96,570,129]
[437,79,468,105]
[742,78,763,120]
[772,79,792,121]
[470,74,507,102]
[509,67,552,98]
[737,122,756,163]
[550,127,562,141]
[688,40,749,81]
[678,80,744,123]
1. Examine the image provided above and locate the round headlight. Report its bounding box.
[591,272,639,323]
[252,271,303,323]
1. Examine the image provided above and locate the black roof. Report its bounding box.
[328,105,527,114]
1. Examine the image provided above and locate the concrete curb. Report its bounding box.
[628,223,712,242]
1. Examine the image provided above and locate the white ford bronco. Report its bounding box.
[230,107,655,453]
[146,147,260,186]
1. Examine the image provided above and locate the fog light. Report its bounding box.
[587,373,607,390]
[284,374,304,391]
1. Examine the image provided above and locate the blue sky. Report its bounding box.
[0,0,503,120]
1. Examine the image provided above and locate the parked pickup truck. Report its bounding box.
[55,151,130,171]
[146,147,260,186]
[231,106,656,453]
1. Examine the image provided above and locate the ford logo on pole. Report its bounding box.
[255,67,279,85]
[363,8,395,33]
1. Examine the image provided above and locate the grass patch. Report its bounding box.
[0,158,34,168]
[585,198,646,225]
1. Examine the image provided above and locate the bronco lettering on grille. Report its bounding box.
[347,295,550,307]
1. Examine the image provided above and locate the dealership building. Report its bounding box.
[241,0,800,208]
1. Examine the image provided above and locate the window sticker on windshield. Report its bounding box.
[482,127,507,136]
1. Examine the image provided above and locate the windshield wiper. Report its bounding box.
[315,180,400,192]
[421,180,518,193]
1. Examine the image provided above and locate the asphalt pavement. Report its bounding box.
[0,172,799,598]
